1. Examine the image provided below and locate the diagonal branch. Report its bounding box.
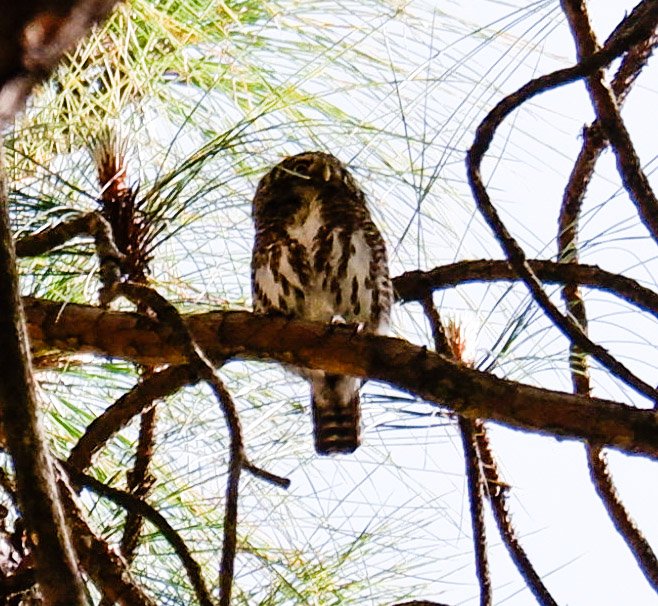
[64,463,214,606]
[23,298,658,460]
[56,465,156,606]
[474,424,558,606]
[560,0,658,244]
[587,447,658,590]
[68,364,198,471]
[466,3,658,402]
[558,14,658,265]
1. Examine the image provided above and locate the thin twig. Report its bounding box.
[465,4,658,402]
[15,211,124,300]
[587,446,658,590]
[120,404,157,563]
[64,463,214,606]
[558,17,658,265]
[474,427,558,606]
[111,281,289,606]
[458,417,491,606]
[419,297,491,606]
[421,295,561,606]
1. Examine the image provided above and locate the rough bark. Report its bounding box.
[23,297,658,460]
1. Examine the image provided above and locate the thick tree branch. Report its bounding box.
[0,149,86,604]
[393,260,658,318]
[23,297,658,460]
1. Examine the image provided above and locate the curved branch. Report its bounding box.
[466,4,658,402]
[23,298,658,460]
[68,364,198,471]
[558,13,658,264]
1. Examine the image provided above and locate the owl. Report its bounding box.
[251,151,393,455]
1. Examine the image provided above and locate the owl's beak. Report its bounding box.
[322,164,331,181]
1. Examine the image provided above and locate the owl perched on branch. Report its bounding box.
[251,151,393,455]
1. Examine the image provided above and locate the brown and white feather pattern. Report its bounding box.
[251,151,392,455]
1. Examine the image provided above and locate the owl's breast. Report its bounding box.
[286,195,323,249]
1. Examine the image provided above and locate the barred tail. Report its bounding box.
[311,374,361,455]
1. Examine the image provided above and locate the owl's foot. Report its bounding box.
[327,317,364,337]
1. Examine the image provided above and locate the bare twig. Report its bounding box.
[110,281,288,606]
[558,16,658,265]
[23,297,658,460]
[458,417,491,606]
[0,144,86,605]
[64,463,214,606]
[587,447,658,590]
[466,3,658,402]
[120,404,157,562]
[474,427,558,606]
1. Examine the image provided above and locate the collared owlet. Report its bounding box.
[251,151,393,455]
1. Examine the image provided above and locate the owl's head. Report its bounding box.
[257,151,358,192]
[252,151,365,223]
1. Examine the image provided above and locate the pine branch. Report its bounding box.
[23,298,658,457]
